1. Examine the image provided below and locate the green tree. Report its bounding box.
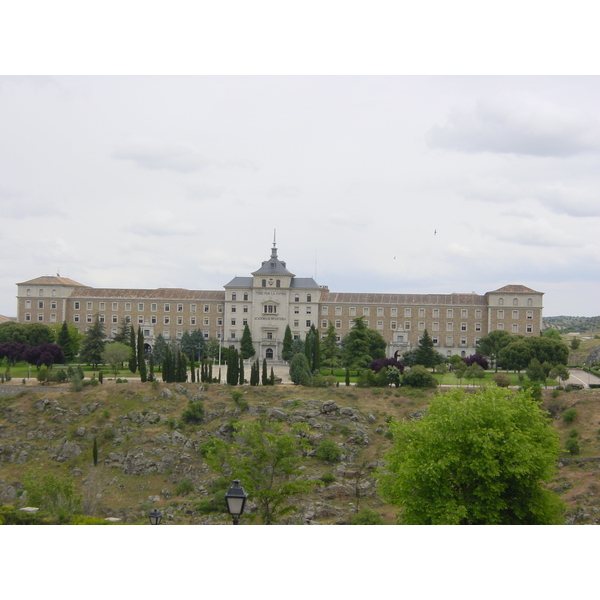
[498,340,533,372]
[128,326,137,373]
[526,358,546,384]
[289,352,312,385]
[570,337,581,350]
[550,363,570,385]
[476,330,512,371]
[22,468,82,522]
[137,327,147,382]
[79,315,106,368]
[181,329,205,361]
[542,328,562,340]
[402,365,438,388]
[378,386,565,524]
[204,420,311,524]
[57,321,76,362]
[342,317,385,369]
[321,322,341,371]
[240,324,256,359]
[101,342,131,376]
[227,348,239,386]
[413,329,438,368]
[262,357,269,386]
[152,333,167,369]
[92,436,98,466]
[282,325,294,362]
[112,320,131,345]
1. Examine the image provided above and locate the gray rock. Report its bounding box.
[267,407,286,420]
[160,388,172,400]
[339,407,355,417]
[321,400,338,413]
[76,427,86,437]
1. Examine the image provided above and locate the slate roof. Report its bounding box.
[251,244,295,277]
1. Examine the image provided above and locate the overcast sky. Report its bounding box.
[1,75,599,317]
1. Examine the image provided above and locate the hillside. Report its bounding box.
[543,315,600,334]
[1,380,600,525]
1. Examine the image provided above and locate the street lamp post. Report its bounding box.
[149,508,163,525]
[224,480,248,525]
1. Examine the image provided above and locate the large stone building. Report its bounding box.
[15,243,544,360]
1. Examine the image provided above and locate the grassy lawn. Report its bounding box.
[3,361,144,381]
[434,371,558,387]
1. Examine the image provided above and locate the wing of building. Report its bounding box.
[15,245,543,360]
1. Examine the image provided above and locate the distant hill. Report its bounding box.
[543,315,600,334]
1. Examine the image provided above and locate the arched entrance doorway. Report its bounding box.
[265,348,274,359]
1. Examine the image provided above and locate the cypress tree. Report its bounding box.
[138,327,147,382]
[129,327,137,373]
[209,362,213,383]
[92,436,98,466]
[163,347,172,383]
[190,353,196,383]
[58,321,75,362]
[148,353,155,382]
[239,354,245,385]
[240,324,256,359]
[270,367,275,386]
[262,358,268,386]
[98,370,103,384]
[282,325,293,362]
[345,368,350,386]
[313,325,321,372]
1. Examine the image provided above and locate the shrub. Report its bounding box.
[402,365,438,388]
[175,479,194,496]
[315,438,342,463]
[319,472,336,486]
[349,508,384,525]
[569,429,578,438]
[493,373,511,388]
[181,400,204,424]
[231,390,244,403]
[565,438,580,455]
[311,374,337,388]
[562,408,578,424]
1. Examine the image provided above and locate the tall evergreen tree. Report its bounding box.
[152,333,167,371]
[240,324,256,359]
[137,327,147,382]
[129,326,137,373]
[113,320,131,345]
[227,349,239,385]
[190,353,196,383]
[57,321,75,362]
[270,367,275,386]
[282,325,294,362]
[414,329,438,368]
[312,325,321,372]
[262,358,269,386]
[148,352,155,382]
[79,316,105,369]
[239,353,245,385]
[321,322,341,371]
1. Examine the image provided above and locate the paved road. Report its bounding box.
[568,369,600,388]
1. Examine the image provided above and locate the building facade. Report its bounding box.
[15,244,544,360]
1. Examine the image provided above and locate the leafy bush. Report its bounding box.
[315,438,342,463]
[349,508,384,525]
[562,408,578,424]
[493,373,511,388]
[311,374,337,388]
[231,390,244,403]
[319,472,336,486]
[565,438,580,455]
[175,479,194,496]
[369,358,404,374]
[402,365,438,388]
[181,400,204,424]
[22,469,82,522]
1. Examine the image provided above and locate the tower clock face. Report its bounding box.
[268,278,275,286]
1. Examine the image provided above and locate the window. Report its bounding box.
[377,320,383,330]
[307,294,312,302]
[232,293,237,301]
[475,310,482,319]
[418,321,425,330]
[125,315,131,324]
[204,305,210,313]
[204,317,210,326]
[432,322,439,331]
[363,307,370,316]
[512,310,519,319]
[266,331,273,339]
[204,330,210,339]
[164,316,170,324]
[363,320,369,327]
[322,306,329,315]
[99,315,105,323]
[74,314,80,323]
[497,310,504,319]
[164,303,170,312]
[39,289,44,296]
[51,301,57,309]
[151,303,158,312]
[231,332,236,339]
[404,321,411,330]
[433,309,439,318]
[461,309,468,318]
[113,302,119,310]
[111,328,118,337]
[461,323,467,331]
[243,306,248,313]
[294,306,299,314]
[294,320,299,327]
[497,323,504,330]
[527,310,533,319]
[51,314,57,322]
[526,324,533,333]
[377,307,384,317]
[306,320,311,327]
[38,314,44,322]
[306,307,312,314]
[177,304,183,312]
[138,303,144,311]
[475,323,482,332]
[446,309,453,318]
[25,300,31,309]
[460,337,468,346]
[263,304,277,314]
[26,289,31,296]
[391,308,397,317]
[125,302,131,311]
[190,304,196,313]
[498,298,504,305]
[86,315,92,323]
[143,329,150,337]
[217,305,223,313]
[527,298,533,307]
[243,293,248,301]
[112,315,118,323]
[445,336,454,346]
[231,319,236,326]
[97,302,104,310]
[151,316,157,324]
[321,320,328,328]
[231,306,237,313]
[262,280,266,287]
[276,280,281,288]
[87,302,92,310]
[138,315,144,324]
[350,307,356,316]
[446,322,453,331]
[242,319,248,326]
[164,330,170,339]
[25,313,31,321]
[513,298,519,306]
[432,336,439,346]
[177,316,183,325]
[52,289,56,297]
[404,308,411,317]
[176,330,183,339]
[390,321,397,330]
[295,294,300,302]
[512,324,519,333]
[38,300,44,309]
[335,307,342,316]
[217,318,223,326]
[190,317,196,325]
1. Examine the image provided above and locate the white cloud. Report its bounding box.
[428,96,600,156]
[126,210,197,236]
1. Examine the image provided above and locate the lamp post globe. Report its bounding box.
[224,479,248,524]
[149,508,163,525]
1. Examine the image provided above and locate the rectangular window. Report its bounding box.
[25,313,31,321]
[446,322,453,331]
[350,307,356,316]
[203,330,209,339]
[51,301,57,309]
[497,323,504,330]
[177,316,183,325]
[190,317,196,326]
[294,306,299,314]
[363,320,369,327]
[404,308,411,317]
[112,302,119,311]
[217,305,223,313]
[526,324,533,333]
[25,300,31,309]
[461,309,468,318]
[125,302,131,311]
[99,315,105,323]
[475,309,482,319]
[38,300,44,309]
[322,306,329,315]
[512,310,519,319]
[243,319,248,326]
[231,306,237,313]
[446,309,453,318]
[74,314,80,323]
[177,304,183,312]
[163,330,170,339]
[418,308,425,318]
[243,306,248,313]
[377,307,384,317]
[377,320,383,330]
[306,320,311,327]
[151,316,157,324]
[204,317,209,326]
[230,332,236,340]
[151,303,157,312]
[460,336,468,346]
[404,321,411,330]
[321,320,328,328]
[86,315,92,323]
[112,315,118,323]
[125,315,131,324]
[432,322,439,331]
[334,320,341,328]
[432,336,439,346]
[217,318,223,326]
[433,309,439,318]
[445,335,454,346]
[176,330,183,339]
[512,324,519,333]
[498,310,504,319]
[98,302,105,310]
[164,303,170,312]
[294,320,299,327]
[231,319,236,326]
[461,323,467,331]
[37,314,44,322]
[526,310,533,319]
[138,315,144,324]
[475,323,482,332]
[418,321,425,330]
[306,307,312,314]
[87,302,93,310]
[391,308,397,317]
[138,303,144,311]
[204,304,210,313]
[362,307,369,316]
[390,321,397,330]
[74,301,80,310]
[190,304,197,313]
[164,316,170,324]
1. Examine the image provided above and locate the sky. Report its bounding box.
[1,75,599,318]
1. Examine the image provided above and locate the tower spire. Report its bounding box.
[271,229,278,258]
